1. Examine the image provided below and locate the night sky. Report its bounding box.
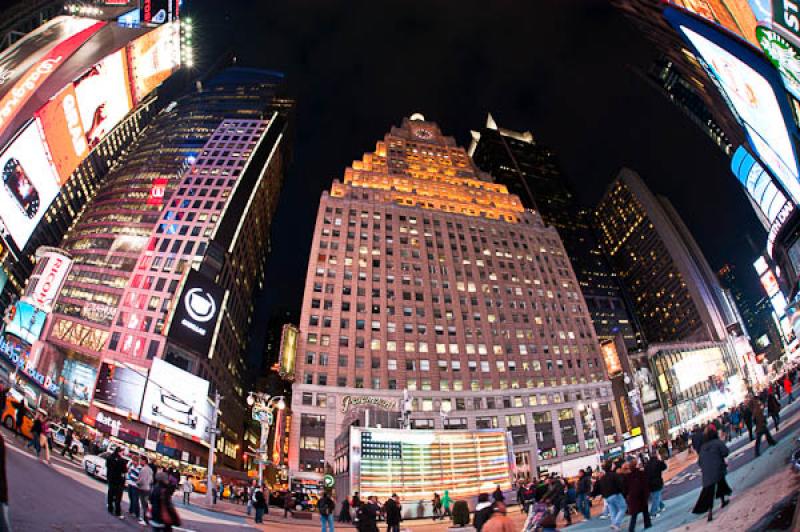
[188,0,765,360]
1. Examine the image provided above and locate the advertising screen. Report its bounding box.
[670,15,800,207]
[669,1,765,45]
[24,248,73,313]
[140,358,212,443]
[3,301,46,345]
[671,346,727,392]
[731,146,789,224]
[61,359,97,404]
[73,50,132,149]
[37,86,87,185]
[0,121,60,249]
[128,22,180,103]
[350,427,512,502]
[757,26,800,101]
[168,270,225,355]
[93,361,147,417]
[278,324,298,381]
[142,0,179,24]
[600,340,623,376]
[760,269,780,296]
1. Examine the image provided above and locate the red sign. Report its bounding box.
[147,178,168,205]
[0,21,105,139]
[37,86,87,184]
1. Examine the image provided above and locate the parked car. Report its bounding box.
[48,423,83,455]
[83,451,131,481]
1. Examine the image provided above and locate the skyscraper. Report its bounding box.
[41,67,293,467]
[595,168,730,344]
[469,115,643,351]
[290,115,620,482]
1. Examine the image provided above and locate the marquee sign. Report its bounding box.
[341,395,398,413]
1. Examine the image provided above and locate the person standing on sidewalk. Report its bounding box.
[645,452,667,518]
[181,475,193,505]
[26,414,41,457]
[592,461,627,531]
[136,456,153,526]
[624,457,651,531]
[767,392,781,431]
[384,493,401,532]
[106,447,127,518]
[125,457,141,519]
[692,425,731,522]
[253,486,267,524]
[576,469,592,521]
[751,396,777,457]
[784,375,794,403]
[318,490,336,532]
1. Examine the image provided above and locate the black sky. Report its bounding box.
[188,0,765,351]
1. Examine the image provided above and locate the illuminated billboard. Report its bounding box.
[600,340,623,376]
[37,86,87,185]
[142,0,179,24]
[0,122,60,249]
[93,361,147,417]
[731,146,790,223]
[3,301,46,345]
[74,50,132,149]
[168,270,225,355]
[671,346,727,392]
[760,269,781,295]
[349,427,513,502]
[128,22,181,103]
[757,26,800,101]
[278,324,298,381]
[24,247,73,313]
[668,1,765,45]
[665,7,800,212]
[140,358,212,444]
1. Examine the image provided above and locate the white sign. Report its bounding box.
[25,249,72,312]
[140,358,212,443]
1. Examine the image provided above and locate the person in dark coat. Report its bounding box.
[751,396,777,457]
[106,447,128,517]
[690,426,703,454]
[339,498,352,523]
[645,452,667,517]
[692,425,731,522]
[473,493,493,532]
[356,496,379,532]
[150,471,181,531]
[767,393,781,431]
[384,493,401,532]
[742,403,753,440]
[624,457,651,531]
[492,485,505,503]
[576,470,592,520]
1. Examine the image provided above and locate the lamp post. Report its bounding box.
[247,392,286,487]
[206,392,222,507]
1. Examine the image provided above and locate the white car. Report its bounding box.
[48,424,83,456]
[83,451,131,481]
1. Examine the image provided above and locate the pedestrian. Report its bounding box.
[473,493,493,532]
[767,392,781,431]
[126,457,141,519]
[544,475,569,525]
[645,449,667,518]
[106,447,127,518]
[356,496,379,532]
[492,484,505,503]
[284,491,294,518]
[624,456,651,531]
[751,396,778,457]
[10,399,24,440]
[730,408,741,439]
[742,403,753,441]
[576,469,592,520]
[254,486,267,523]
[0,432,8,532]
[181,475,193,505]
[60,427,75,461]
[785,375,794,403]
[384,493,401,532]
[319,490,336,532]
[481,501,515,532]
[150,471,181,531]
[26,414,41,456]
[592,461,627,531]
[690,425,703,454]
[38,417,50,464]
[339,497,351,523]
[692,424,731,522]
[432,492,442,520]
[441,489,452,519]
[136,456,153,526]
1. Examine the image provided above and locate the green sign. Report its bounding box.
[757,25,800,99]
[323,474,334,488]
[773,0,800,40]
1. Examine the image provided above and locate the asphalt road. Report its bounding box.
[2,428,255,531]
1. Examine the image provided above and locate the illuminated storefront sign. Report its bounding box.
[340,395,398,413]
[773,0,800,39]
[0,336,59,395]
[757,26,800,100]
[349,427,512,502]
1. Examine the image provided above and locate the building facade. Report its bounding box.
[596,168,731,344]
[40,68,293,467]
[290,115,620,482]
[469,115,643,351]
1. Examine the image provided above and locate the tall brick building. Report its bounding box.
[289,115,620,481]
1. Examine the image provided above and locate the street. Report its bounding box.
[3,427,255,531]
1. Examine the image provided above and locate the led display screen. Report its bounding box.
[128,22,180,103]
[0,121,60,249]
[73,50,132,149]
[279,324,298,381]
[731,145,790,223]
[61,358,97,404]
[760,269,780,296]
[673,18,800,207]
[36,86,87,185]
[671,347,727,392]
[93,361,146,417]
[600,340,623,376]
[140,358,212,443]
[142,0,179,24]
[350,427,512,502]
[167,270,225,355]
[669,1,767,45]
[3,301,46,345]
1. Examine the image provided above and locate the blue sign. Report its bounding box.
[4,301,46,344]
[0,336,59,395]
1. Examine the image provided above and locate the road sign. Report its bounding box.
[323,474,334,488]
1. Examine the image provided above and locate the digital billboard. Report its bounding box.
[3,301,46,345]
[140,358,212,443]
[74,50,132,149]
[600,340,623,376]
[128,22,181,103]
[24,248,73,313]
[731,145,790,223]
[168,270,225,355]
[142,0,180,24]
[350,427,513,502]
[61,358,97,404]
[278,324,298,381]
[93,361,147,417]
[0,121,60,249]
[36,86,87,185]
[665,7,800,210]
[668,1,767,45]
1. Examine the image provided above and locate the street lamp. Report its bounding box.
[247,393,286,487]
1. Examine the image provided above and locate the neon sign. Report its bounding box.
[0,336,59,395]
